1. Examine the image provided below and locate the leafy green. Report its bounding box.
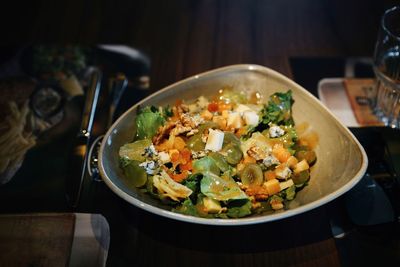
[173,198,199,217]
[269,195,284,203]
[270,126,298,148]
[200,173,248,201]
[208,152,230,173]
[226,200,252,218]
[284,185,296,201]
[135,106,165,140]
[192,157,220,175]
[239,125,256,141]
[261,90,294,126]
[160,105,173,118]
[182,173,202,202]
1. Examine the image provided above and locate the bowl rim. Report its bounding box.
[99,64,368,226]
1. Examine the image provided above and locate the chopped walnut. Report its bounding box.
[245,185,269,201]
[247,146,267,161]
[186,129,199,136]
[170,123,192,136]
[153,122,175,145]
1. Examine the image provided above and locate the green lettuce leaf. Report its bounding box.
[226,200,252,218]
[173,198,199,217]
[261,90,294,126]
[200,173,248,201]
[192,157,220,175]
[135,106,165,140]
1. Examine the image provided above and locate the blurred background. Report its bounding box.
[2,0,398,91]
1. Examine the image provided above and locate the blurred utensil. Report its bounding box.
[66,68,102,208]
[87,74,128,181]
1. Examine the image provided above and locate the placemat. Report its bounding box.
[0,213,75,267]
[343,78,383,127]
[318,78,384,127]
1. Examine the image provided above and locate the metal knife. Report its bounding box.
[66,69,102,208]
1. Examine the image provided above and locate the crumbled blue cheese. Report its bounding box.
[139,160,159,175]
[275,166,292,180]
[142,145,158,159]
[263,155,280,167]
[269,126,285,138]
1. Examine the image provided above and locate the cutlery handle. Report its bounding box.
[79,69,102,137]
[107,74,128,128]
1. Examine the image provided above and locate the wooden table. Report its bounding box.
[3,0,400,266]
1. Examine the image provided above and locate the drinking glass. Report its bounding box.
[373,6,400,128]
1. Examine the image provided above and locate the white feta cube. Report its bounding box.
[205,129,224,152]
[158,151,171,164]
[269,126,285,138]
[227,112,243,129]
[243,111,259,126]
[235,104,251,114]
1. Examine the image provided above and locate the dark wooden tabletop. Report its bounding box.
[18,0,394,89]
[3,0,400,266]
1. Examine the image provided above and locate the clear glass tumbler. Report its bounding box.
[373,6,400,128]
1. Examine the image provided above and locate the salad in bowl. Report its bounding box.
[118,88,317,218]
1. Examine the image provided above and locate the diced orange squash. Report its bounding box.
[180,148,191,163]
[173,136,186,151]
[263,179,280,195]
[271,200,284,210]
[180,161,192,171]
[169,149,180,163]
[218,102,232,113]
[294,159,309,174]
[212,116,227,129]
[264,170,277,181]
[272,144,291,163]
[235,126,247,137]
[221,110,229,119]
[243,156,257,164]
[156,140,169,151]
[170,170,189,183]
[286,156,298,168]
[201,109,213,120]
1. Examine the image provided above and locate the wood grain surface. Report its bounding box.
[0,213,75,267]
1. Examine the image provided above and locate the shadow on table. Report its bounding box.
[119,200,333,253]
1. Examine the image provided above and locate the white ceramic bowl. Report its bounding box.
[99,64,368,225]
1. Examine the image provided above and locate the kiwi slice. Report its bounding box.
[240,163,264,186]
